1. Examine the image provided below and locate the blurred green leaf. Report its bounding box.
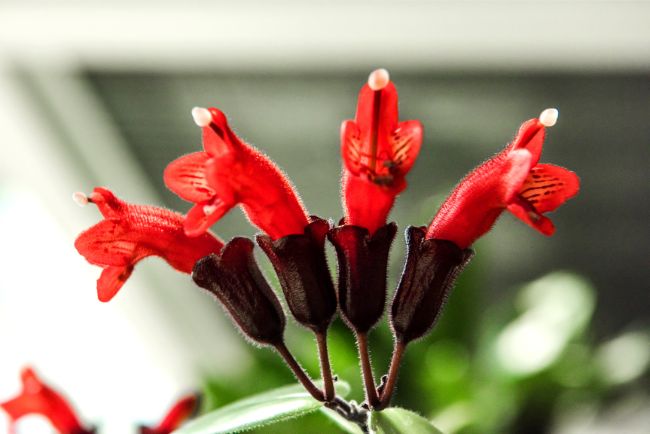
[320,407,366,434]
[175,381,350,434]
[370,408,444,434]
[494,272,595,376]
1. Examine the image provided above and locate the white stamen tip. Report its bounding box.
[72,192,88,206]
[191,107,212,127]
[203,204,217,216]
[539,108,558,127]
[368,68,390,91]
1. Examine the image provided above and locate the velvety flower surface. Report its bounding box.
[139,394,199,434]
[426,109,580,248]
[192,238,287,346]
[0,367,94,434]
[328,222,397,333]
[257,217,337,333]
[164,107,309,240]
[74,187,223,302]
[340,69,422,234]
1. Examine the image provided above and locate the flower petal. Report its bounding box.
[507,196,556,235]
[391,120,423,175]
[184,200,234,237]
[163,152,215,203]
[509,118,546,166]
[139,394,198,434]
[341,120,363,175]
[75,188,224,301]
[74,220,140,267]
[97,265,134,302]
[519,164,580,213]
[0,367,94,434]
[501,149,535,203]
[426,149,532,248]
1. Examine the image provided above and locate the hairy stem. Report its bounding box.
[274,342,325,402]
[325,397,369,433]
[316,331,335,402]
[377,339,407,410]
[356,332,380,409]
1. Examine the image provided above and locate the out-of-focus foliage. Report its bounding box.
[202,268,649,433]
[177,381,350,434]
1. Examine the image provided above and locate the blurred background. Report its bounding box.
[0,1,648,433]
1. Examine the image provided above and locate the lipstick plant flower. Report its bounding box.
[68,69,579,433]
[73,187,223,302]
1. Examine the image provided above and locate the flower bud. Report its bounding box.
[390,226,473,343]
[257,217,337,333]
[328,222,397,333]
[192,237,285,346]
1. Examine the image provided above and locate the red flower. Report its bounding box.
[426,109,580,248]
[340,68,423,234]
[0,367,94,434]
[74,187,224,302]
[164,107,309,240]
[139,394,198,434]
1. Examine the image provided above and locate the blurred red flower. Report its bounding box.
[0,367,94,434]
[139,394,198,434]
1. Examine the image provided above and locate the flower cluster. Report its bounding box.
[69,69,578,422]
[0,367,197,434]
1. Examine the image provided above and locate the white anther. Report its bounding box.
[191,107,212,127]
[72,192,89,206]
[203,204,217,216]
[539,108,559,127]
[368,68,390,91]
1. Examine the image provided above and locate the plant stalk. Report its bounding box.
[274,342,325,402]
[377,339,407,409]
[315,331,335,402]
[356,332,380,409]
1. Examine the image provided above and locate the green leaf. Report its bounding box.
[370,408,444,434]
[174,381,350,434]
[320,407,365,434]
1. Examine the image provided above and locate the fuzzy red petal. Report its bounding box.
[74,220,143,267]
[427,149,533,248]
[340,74,422,233]
[392,119,423,175]
[197,110,309,239]
[0,367,93,434]
[183,200,234,238]
[75,188,224,301]
[163,152,215,203]
[427,114,578,247]
[508,118,546,166]
[505,163,579,236]
[342,172,397,235]
[139,394,198,434]
[507,196,556,235]
[97,265,135,302]
[518,164,580,213]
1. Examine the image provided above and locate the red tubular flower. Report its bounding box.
[426,108,580,248]
[164,107,310,240]
[139,394,199,434]
[340,68,423,234]
[74,187,224,302]
[0,367,95,434]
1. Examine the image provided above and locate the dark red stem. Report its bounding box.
[316,331,335,402]
[274,342,325,402]
[377,339,407,410]
[356,332,380,409]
